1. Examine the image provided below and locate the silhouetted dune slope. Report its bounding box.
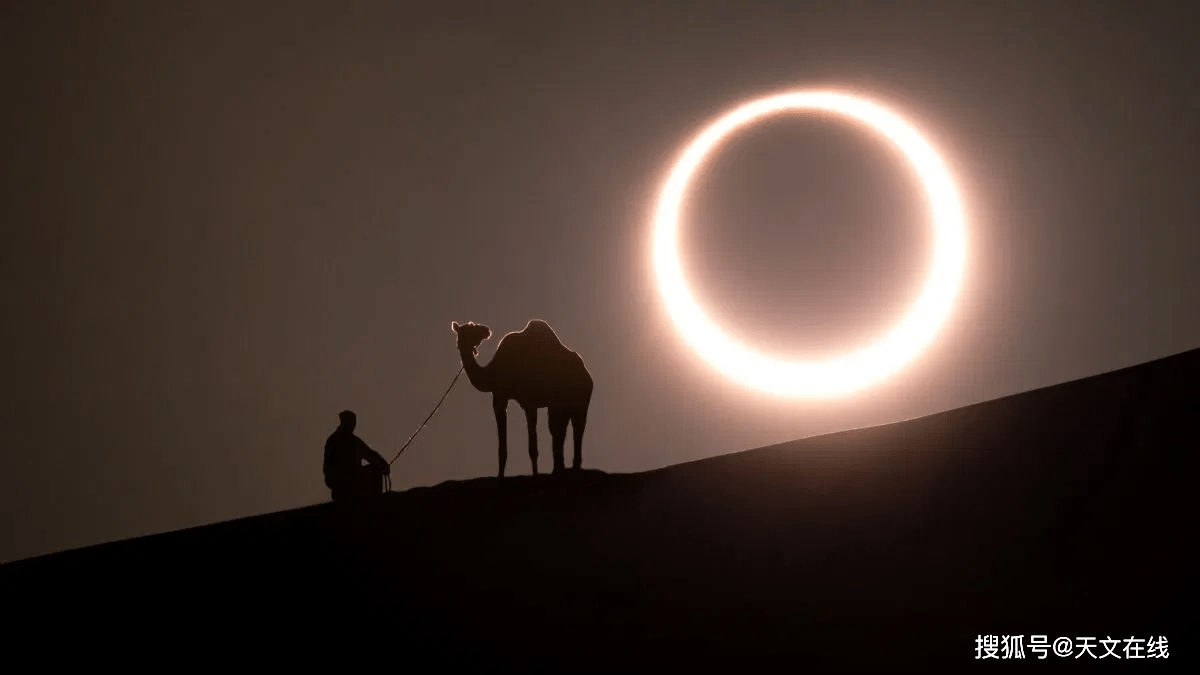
[4,348,1195,668]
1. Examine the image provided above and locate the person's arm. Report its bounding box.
[358,437,391,474]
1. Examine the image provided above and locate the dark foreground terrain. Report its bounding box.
[4,349,1195,669]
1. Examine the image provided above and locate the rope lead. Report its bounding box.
[384,364,466,490]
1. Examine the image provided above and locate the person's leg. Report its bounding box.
[329,473,361,502]
[354,465,383,498]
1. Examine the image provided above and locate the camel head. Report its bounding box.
[451,321,492,356]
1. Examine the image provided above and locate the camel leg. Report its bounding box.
[549,407,569,474]
[493,397,507,478]
[571,406,588,470]
[524,405,539,476]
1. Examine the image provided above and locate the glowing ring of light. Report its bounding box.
[653,90,967,397]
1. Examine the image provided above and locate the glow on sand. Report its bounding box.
[652,90,967,397]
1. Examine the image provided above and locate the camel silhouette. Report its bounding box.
[452,319,594,478]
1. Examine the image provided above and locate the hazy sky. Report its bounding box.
[3,1,1197,563]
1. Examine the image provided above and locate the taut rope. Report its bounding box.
[383,364,465,492]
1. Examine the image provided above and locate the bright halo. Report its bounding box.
[652,90,967,397]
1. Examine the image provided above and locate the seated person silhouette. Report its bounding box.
[324,410,390,502]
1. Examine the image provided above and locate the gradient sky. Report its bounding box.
[3,1,1197,563]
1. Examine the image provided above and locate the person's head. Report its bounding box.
[338,410,357,431]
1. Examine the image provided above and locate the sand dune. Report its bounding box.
[4,347,1193,669]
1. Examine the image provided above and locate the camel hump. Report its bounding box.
[523,319,563,345]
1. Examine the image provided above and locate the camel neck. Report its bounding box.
[458,346,493,392]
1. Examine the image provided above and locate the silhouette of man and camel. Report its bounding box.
[323,319,594,502]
